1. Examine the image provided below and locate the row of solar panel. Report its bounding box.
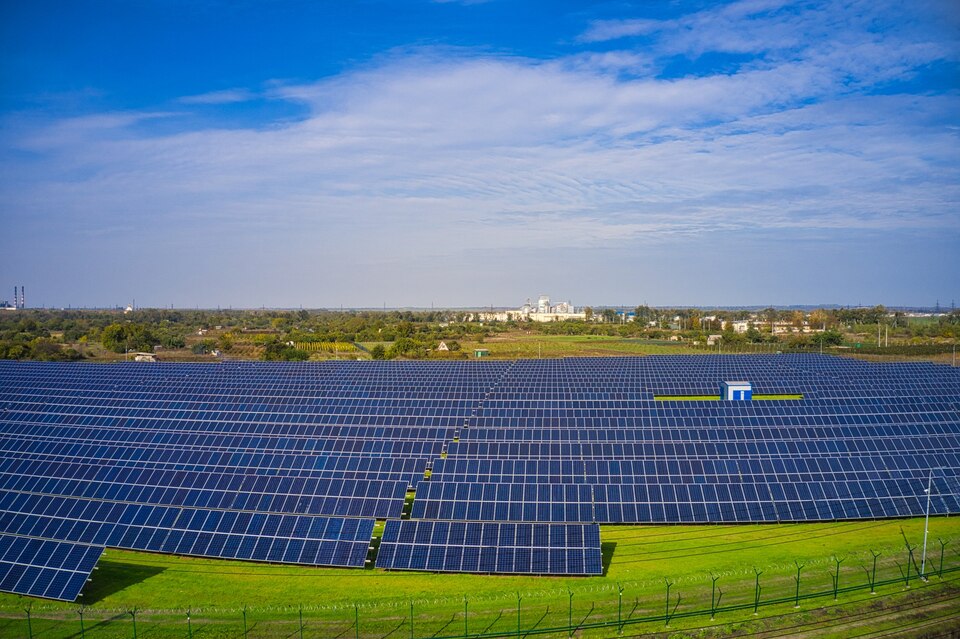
[0,445,430,482]
[0,491,375,568]
[472,400,956,412]
[1,422,459,443]
[4,413,467,428]
[0,533,102,602]
[2,387,484,402]
[0,454,427,481]
[7,413,955,439]
[445,438,960,458]
[0,469,408,518]
[410,479,958,522]
[430,454,956,482]
[458,423,959,440]
[415,475,955,502]
[4,403,478,419]
[462,416,959,430]
[2,432,446,456]
[1,390,496,401]
[376,520,602,575]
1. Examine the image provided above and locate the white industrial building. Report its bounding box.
[471,295,586,323]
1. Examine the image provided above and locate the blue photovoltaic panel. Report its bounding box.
[0,489,375,568]
[0,352,958,592]
[0,533,102,601]
[376,520,602,575]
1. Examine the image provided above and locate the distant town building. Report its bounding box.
[471,295,586,323]
[730,320,750,334]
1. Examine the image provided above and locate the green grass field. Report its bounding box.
[4,517,959,638]
[462,334,704,359]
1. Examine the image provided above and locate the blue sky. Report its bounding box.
[1,0,958,309]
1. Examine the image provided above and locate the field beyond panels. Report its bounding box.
[3,517,960,638]
[461,333,705,358]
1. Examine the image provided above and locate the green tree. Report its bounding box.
[633,305,654,324]
[100,323,156,353]
[395,321,414,338]
[262,340,309,361]
[819,329,844,346]
[370,344,386,360]
[218,333,235,352]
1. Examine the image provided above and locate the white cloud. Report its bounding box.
[177,88,258,105]
[1,0,957,306]
[578,18,663,43]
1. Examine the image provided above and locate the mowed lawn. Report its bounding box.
[3,516,960,638]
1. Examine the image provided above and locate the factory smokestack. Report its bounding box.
[19,286,24,310]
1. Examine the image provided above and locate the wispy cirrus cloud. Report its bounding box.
[1,0,957,306]
[577,18,663,44]
[177,88,258,105]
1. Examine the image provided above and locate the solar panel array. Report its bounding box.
[376,520,602,575]
[0,360,508,598]
[432,356,960,523]
[1,354,959,598]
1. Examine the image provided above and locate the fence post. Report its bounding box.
[870,550,881,593]
[243,606,249,639]
[567,590,574,638]
[23,602,33,639]
[753,568,763,615]
[463,596,468,638]
[410,600,415,639]
[793,561,804,608]
[710,574,722,620]
[78,604,86,639]
[299,604,304,639]
[664,578,680,627]
[938,539,949,578]
[129,608,139,639]
[617,583,624,635]
[187,609,192,639]
[901,528,917,588]
[832,557,845,600]
[516,592,522,637]
[355,604,360,639]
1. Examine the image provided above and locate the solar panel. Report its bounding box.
[0,489,375,568]
[0,533,102,601]
[375,520,602,575]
